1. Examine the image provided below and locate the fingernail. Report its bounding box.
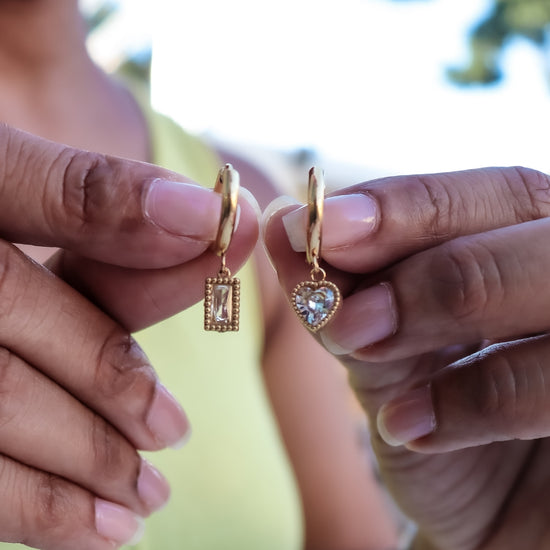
[260,196,302,272]
[376,385,436,446]
[144,179,223,240]
[95,499,145,546]
[321,283,396,355]
[146,383,191,449]
[282,193,378,252]
[240,186,262,223]
[261,195,301,242]
[137,459,171,512]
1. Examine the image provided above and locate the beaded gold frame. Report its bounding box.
[204,275,240,332]
[291,279,341,333]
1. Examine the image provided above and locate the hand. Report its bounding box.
[264,166,550,550]
[0,124,259,550]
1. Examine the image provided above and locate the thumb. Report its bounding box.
[376,335,550,452]
[0,124,259,268]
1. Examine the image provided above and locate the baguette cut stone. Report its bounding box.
[212,284,232,323]
[204,276,240,331]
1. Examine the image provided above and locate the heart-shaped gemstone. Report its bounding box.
[292,280,341,332]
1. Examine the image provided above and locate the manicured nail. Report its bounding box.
[260,196,302,271]
[261,195,300,240]
[321,283,396,355]
[146,383,191,449]
[95,499,145,546]
[144,179,223,239]
[282,193,378,252]
[137,459,171,512]
[239,186,262,223]
[376,385,436,446]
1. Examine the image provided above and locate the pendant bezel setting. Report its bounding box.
[291,279,341,332]
[204,275,241,332]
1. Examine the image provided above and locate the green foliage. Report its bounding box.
[84,1,152,86]
[117,49,152,87]
[449,0,550,85]
[388,0,550,86]
[83,1,119,35]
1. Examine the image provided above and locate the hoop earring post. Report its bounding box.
[306,166,324,268]
[291,167,342,332]
[204,163,241,332]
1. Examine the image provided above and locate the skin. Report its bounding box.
[0,1,397,548]
[265,166,550,550]
[0,113,259,550]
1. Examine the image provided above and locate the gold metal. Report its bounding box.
[204,276,240,332]
[204,163,241,332]
[306,166,324,266]
[213,163,240,257]
[291,280,341,333]
[291,166,342,332]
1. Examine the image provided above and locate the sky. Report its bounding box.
[86,0,550,179]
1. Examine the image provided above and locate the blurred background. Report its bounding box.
[78,2,550,529]
[80,0,550,191]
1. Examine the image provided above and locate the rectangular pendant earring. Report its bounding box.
[291,167,342,332]
[204,164,241,332]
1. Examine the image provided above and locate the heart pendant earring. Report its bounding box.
[291,167,342,332]
[204,163,241,332]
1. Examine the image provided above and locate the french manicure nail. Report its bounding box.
[261,195,301,239]
[376,385,436,446]
[321,283,396,355]
[95,499,145,546]
[143,179,223,239]
[146,383,191,449]
[239,186,262,223]
[259,195,301,272]
[137,459,171,512]
[282,193,378,252]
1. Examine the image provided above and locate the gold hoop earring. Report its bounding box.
[204,163,241,332]
[291,167,342,332]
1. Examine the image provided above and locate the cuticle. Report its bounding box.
[141,178,160,226]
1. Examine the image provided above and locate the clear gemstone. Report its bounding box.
[211,284,232,323]
[296,286,335,327]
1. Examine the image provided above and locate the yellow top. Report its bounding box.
[128,109,303,549]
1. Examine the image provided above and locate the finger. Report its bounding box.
[0,454,145,550]
[275,166,550,272]
[262,197,360,298]
[321,217,550,361]
[47,188,260,331]
[0,347,170,517]
[0,242,189,451]
[376,335,550,452]
[0,124,259,269]
[345,345,476,419]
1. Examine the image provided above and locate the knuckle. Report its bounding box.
[0,348,24,429]
[29,472,74,537]
[0,125,29,188]
[470,352,534,434]
[429,239,505,322]
[89,414,137,485]
[0,242,31,320]
[60,150,112,230]
[0,124,14,185]
[59,150,141,236]
[505,166,550,221]
[93,328,155,402]
[0,455,93,548]
[409,174,459,238]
